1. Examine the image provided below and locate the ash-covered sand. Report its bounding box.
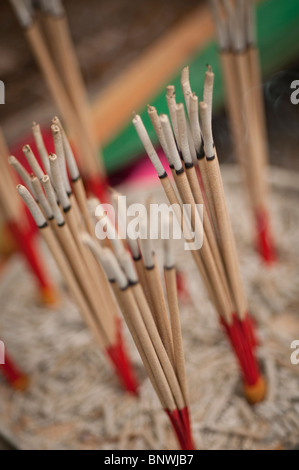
[0,165,298,450]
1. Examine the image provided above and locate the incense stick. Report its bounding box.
[11,117,138,394]
[83,233,195,449]
[210,0,276,264]
[9,0,101,178]
[133,65,266,403]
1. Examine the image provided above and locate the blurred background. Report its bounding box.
[1,0,299,178]
[0,0,299,450]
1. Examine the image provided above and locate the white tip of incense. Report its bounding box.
[80,230,105,265]
[51,124,71,195]
[176,103,192,165]
[189,94,203,152]
[8,155,37,199]
[110,190,141,259]
[127,238,140,262]
[139,221,154,268]
[86,197,101,219]
[181,66,189,85]
[180,66,192,114]
[9,0,32,28]
[119,250,138,284]
[52,116,80,181]
[245,0,256,46]
[166,85,180,149]
[199,101,214,159]
[204,65,214,107]
[42,174,64,226]
[22,144,44,180]
[81,231,102,258]
[209,0,229,50]
[31,176,53,220]
[17,184,46,227]
[81,233,116,282]
[159,114,182,172]
[80,231,95,248]
[164,239,175,270]
[147,105,171,165]
[47,0,64,16]
[133,114,165,177]
[104,248,128,290]
[32,122,51,176]
[234,0,247,51]
[94,204,123,256]
[147,105,159,125]
[166,85,175,98]
[49,153,70,210]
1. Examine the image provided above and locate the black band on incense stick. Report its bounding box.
[197,144,205,160]
[58,221,66,227]
[120,284,129,292]
[206,145,216,161]
[185,162,194,170]
[63,205,71,213]
[175,168,184,175]
[71,175,81,183]
[133,254,142,262]
[164,265,174,271]
[38,222,48,230]
[145,265,155,271]
[159,171,168,180]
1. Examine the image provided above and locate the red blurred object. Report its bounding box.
[84,174,109,203]
[0,349,29,391]
[105,319,138,395]
[165,407,195,450]
[175,270,191,303]
[220,313,263,395]
[7,220,57,304]
[255,208,277,265]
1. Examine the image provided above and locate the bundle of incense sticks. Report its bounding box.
[81,205,195,450]
[210,0,276,264]
[132,65,266,404]
[12,118,138,395]
[0,127,57,305]
[9,0,106,201]
[0,345,29,391]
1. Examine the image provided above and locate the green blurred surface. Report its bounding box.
[102,0,299,173]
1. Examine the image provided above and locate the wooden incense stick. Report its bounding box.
[39,0,100,167]
[163,229,188,405]
[210,0,276,264]
[83,235,194,449]
[9,0,99,177]
[17,184,106,349]
[139,232,175,366]
[11,117,137,393]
